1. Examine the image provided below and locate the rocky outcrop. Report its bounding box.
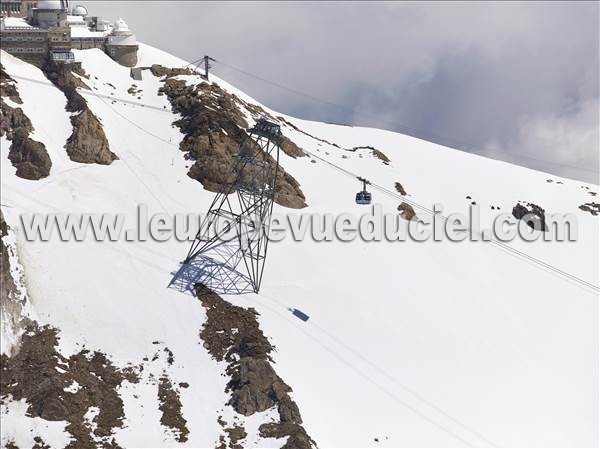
[278,117,393,167]
[65,109,117,165]
[42,62,117,165]
[229,357,291,416]
[150,64,196,79]
[394,182,407,196]
[280,136,306,158]
[1,64,52,180]
[350,146,391,164]
[196,284,315,449]
[398,202,416,221]
[0,325,140,449]
[158,374,189,442]
[224,425,247,448]
[8,128,52,180]
[127,84,143,98]
[371,149,390,164]
[0,65,21,104]
[512,202,548,231]
[152,68,306,160]
[1,100,33,139]
[154,67,307,209]
[43,62,89,112]
[579,202,600,216]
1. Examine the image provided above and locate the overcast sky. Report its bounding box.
[81,1,599,183]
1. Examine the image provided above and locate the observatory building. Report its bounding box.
[106,18,138,67]
[0,0,138,66]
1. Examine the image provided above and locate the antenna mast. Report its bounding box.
[202,55,215,80]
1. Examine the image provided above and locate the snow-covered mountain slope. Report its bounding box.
[1,43,598,448]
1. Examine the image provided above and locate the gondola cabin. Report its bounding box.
[355,177,372,205]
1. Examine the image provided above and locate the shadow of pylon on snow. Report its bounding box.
[167,240,255,296]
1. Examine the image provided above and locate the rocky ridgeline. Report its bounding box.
[0,65,52,180]
[196,284,315,449]
[152,65,307,209]
[42,62,117,165]
[352,145,391,165]
[278,116,391,164]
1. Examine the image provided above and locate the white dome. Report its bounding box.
[113,18,130,32]
[108,18,137,46]
[71,5,88,16]
[37,0,66,10]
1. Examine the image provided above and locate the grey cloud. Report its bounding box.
[80,1,599,183]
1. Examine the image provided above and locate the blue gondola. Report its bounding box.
[355,177,372,205]
[355,191,372,204]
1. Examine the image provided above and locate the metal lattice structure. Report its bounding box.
[182,119,282,294]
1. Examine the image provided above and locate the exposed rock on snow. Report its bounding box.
[221,424,247,448]
[127,84,142,97]
[7,128,52,180]
[149,64,195,79]
[42,62,117,165]
[1,101,33,140]
[155,69,307,208]
[65,109,117,165]
[398,202,417,221]
[1,66,52,180]
[196,284,314,449]
[0,66,22,105]
[279,135,305,159]
[394,182,407,196]
[371,149,390,164]
[157,374,189,442]
[578,202,600,216]
[512,202,548,232]
[0,325,141,448]
[42,63,89,113]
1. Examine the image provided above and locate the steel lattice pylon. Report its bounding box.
[183,119,282,293]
